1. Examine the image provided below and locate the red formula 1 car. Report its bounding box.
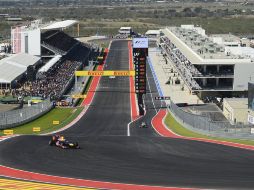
[49,135,80,149]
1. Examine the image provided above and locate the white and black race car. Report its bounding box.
[139,122,148,128]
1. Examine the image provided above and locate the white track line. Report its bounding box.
[127,122,130,136]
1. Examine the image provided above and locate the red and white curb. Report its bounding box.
[0,165,196,190]
[0,135,19,143]
[152,109,254,151]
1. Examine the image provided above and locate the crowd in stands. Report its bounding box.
[26,60,81,100]
[66,42,91,62]
[16,60,82,100]
[0,31,93,102]
[160,36,202,90]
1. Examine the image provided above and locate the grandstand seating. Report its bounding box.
[41,30,78,53]
[160,36,202,90]
[65,43,91,62]
[10,30,94,101]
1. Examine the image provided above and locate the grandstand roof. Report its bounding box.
[162,27,252,64]
[162,28,202,64]
[41,20,78,30]
[0,53,40,83]
[38,55,62,73]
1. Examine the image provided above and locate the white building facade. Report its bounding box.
[160,25,254,98]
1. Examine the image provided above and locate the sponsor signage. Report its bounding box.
[75,70,135,77]
[133,38,149,48]
[33,127,41,132]
[53,120,60,125]
[3,130,13,135]
[155,96,171,100]
[72,94,87,99]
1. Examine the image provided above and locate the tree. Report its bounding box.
[182,7,193,17]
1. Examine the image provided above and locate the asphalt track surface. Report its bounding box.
[2,40,254,189]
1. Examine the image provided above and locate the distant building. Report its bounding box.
[223,98,248,124]
[248,83,254,125]
[0,14,9,17]
[11,19,79,56]
[119,27,132,35]
[145,30,161,38]
[160,25,254,99]
[6,18,22,21]
[11,25,41,56]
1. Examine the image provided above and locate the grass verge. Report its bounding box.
[165,112,254,146]
[0,107,83,136]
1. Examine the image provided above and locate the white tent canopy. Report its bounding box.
[0,53,40,84]
[38,55,62,73]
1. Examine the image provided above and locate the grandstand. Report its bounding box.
[29,33,92,100]
[41,30,79,55]
[160,25,254,99]
[11,19,79,57]
[6,20,93,101]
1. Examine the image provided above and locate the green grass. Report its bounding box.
[0,107,83,136]
[165,112,254,146]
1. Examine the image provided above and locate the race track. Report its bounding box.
[1,40,254,189]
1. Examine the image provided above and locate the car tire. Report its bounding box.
[49,140,54,146]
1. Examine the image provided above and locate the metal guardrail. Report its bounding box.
[169,101,254,138]
[0,100,53,130]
